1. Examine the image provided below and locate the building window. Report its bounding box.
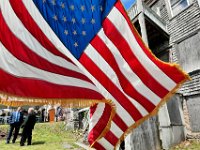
[198,0,200,8]
[170,0,189,16]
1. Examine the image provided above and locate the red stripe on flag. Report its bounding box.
[102,18,169,98]
[92,142,106,150]
[112,114,128,132]
[104,131,118,146]
[90,104,98,118]
[80,53,143,121]
[9,0,73,64]
[89,108,128,145]
[115,2,187,83]
[88,103,112,144]
[91,35,155,112]
[0,12,91,82]
[0,69,103,99]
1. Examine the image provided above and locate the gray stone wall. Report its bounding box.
[167,96,183,126]
[158,94,186,150]
[183,97,200,138]
[186,95,200,132]
[167,95,186,145]
[125,117,161,150]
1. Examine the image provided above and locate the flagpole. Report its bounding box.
[137,0,149,46]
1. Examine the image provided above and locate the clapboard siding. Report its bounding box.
[150,0,170,21]
[180,70,200,96]
[166,0,200,95]
[168,1,200,44]
[126,1,200,149]
[175,32,200,73]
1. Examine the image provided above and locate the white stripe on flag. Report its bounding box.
[84,45,135,126]
[21,0,115,98]
[89,103,105,133]
[110,122,124,138]
[0,0,80,73]
[85,44,148,116]
[0,42,98,90]
[98,29,161,105]
[108,7,176,91]
[98,138,114,149]
[22,0,80,66]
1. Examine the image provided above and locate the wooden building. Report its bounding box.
[125,0,200,149]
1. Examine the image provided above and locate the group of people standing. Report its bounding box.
[6,107,36,146]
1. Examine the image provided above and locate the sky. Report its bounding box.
[121,0,136,10]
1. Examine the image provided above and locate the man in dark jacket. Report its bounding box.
[20,107,36,146]
[6,107,24,144]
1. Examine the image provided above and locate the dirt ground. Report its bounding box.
[0,131,6,140]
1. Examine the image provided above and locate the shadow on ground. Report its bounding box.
[32,141,45,145]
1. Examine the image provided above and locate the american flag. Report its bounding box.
[0,0,189,149]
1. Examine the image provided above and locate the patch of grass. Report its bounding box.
[0,122,83,150]
[170,140,200,150]
[0,124,7,133]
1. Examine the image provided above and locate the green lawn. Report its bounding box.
[2,122,199,150]
[0,122,83,150]
[170,140,200,150]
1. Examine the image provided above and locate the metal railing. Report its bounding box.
[127,1,168,34]
[128,3,139,20]
[0,116,41,125]
[0,116,10,124]
[143,3,167,33]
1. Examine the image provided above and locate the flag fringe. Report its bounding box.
[88,2,191,148]
[0,91,117,150]
[0,1,191,150]
[121,0,191,81]
[87,72,189,150]
[0,71,190,150]
[0,91,117,149]
[113,73,190,149]
[0,92,111,108]
[108,4,191,149]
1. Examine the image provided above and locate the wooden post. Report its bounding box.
[137,1,173,149]
[137,0,149,46]
[49,108,55,123]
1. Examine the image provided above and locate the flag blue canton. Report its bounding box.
[33,0,117,59]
